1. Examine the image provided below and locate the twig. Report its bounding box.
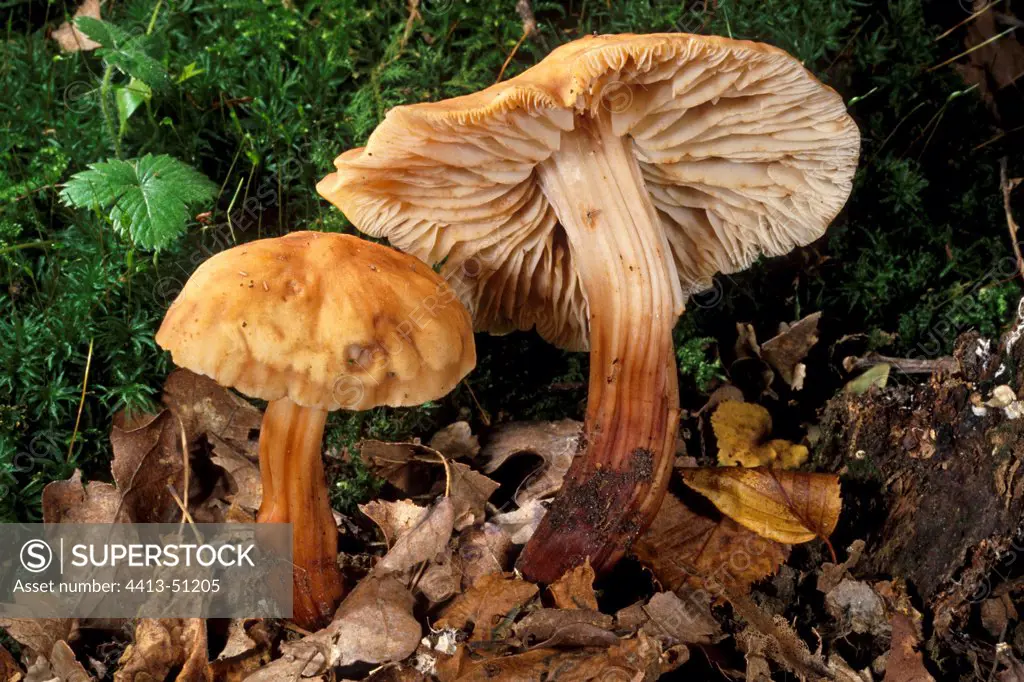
[178,416,191,525]
[462,379,491,426]
[0,240,57,256]
[435,450,452,498]
[927,26,1016,72]
[1001,157,1024,282]
[66,338,94,463]
[936,0,1004,40]
[842,353,958,375]
[496,0,538,83]
[402,0,421,50]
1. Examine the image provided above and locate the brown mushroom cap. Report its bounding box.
[156,232,476,411]
[317,33,860,352]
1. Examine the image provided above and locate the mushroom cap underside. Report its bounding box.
[156,231,476,411]
[318,32,860,352]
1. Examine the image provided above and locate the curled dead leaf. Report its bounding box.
[41,470,128,524]
[760,312,822,390]
[548,559,598,610]
[446,462,499,531]
[0,643,21,681]
[376,497,454,575]
[480,420,581,505]
[490,499,547,545]
[513,609,615,649]
[436,572,539,642]
[110,410,186,523]
[162,369,261,454]
[50,640,92,682]
[456,523,514,589]
[207,435,261,514]
[429,422,480,459]
[114,619,209,682]
[711,401,808,469]
[640,591,722,647]
[884,612,935,682]
[361,499,430,548]
[682,467,841,547]
[633,492,789,596]
[0,618,74,662]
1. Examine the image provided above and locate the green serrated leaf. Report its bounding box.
[115,78,152,136]
[60,154,217,251]
[74,16,128,48]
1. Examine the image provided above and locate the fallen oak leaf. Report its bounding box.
[436,572,539,642]
[548,558,598,610]
[110,410,186,523]
[633,492,789,597]
[207,434,261,514]
[682,467,841,548]
[162,369,261,454]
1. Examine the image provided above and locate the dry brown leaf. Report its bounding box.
[436,572,539,641]
[955,0,1024,118]
[548,559,598,610]
[162,369,261,454]
[208,619,273,681]
[114,618,209,682]
[480,420,581,505]
[0,643,21,681]
[825,579,888,637]
[361,499,429,547]
[41,470,128,524]
[358,440,442,496]
[0,619,74,661]
[633,492,789,596]
[640,591,722,647]
[437,631,663,681]
[49,640,92,682]
[110,410,186,523]
[208,434,261,513]
[376,496,454,575]
[51,0,101,52]
[885,612,934,682]
[418,549,461,603]
[490,499,546,545]
[711,401,808,469]
[760,312,822,390]
[429,422,480,459]
[513,609,616,649]
[446,462,500,531]
[682,467,841,545]
[455,523,513,589]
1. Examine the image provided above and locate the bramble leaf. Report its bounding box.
[60,154,216,250]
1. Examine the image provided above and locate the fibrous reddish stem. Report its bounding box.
[516,113,682,583]
[257,397,345,628]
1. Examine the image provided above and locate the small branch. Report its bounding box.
[0,240,56,256]
[1001,157,1024,282]
[842,353,958,375]
[496,0,538,83]
[66,338,94,463]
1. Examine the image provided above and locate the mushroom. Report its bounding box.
[317,33,859,582]
[156,231,476,626]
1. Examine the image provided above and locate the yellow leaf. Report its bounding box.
[681,467,841,546]
[711,401,808,469]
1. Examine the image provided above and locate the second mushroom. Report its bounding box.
[156,232,476,626]
[318,33,859,582]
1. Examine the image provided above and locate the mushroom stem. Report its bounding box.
[517,113,682,583]
[257,397,345,628]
